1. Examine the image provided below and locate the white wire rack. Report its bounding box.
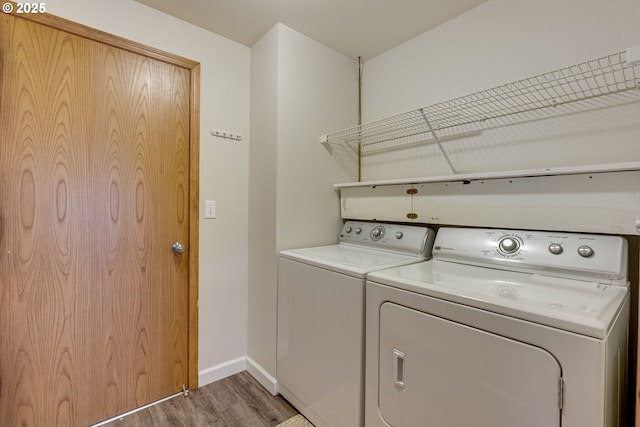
[321,48,640,176]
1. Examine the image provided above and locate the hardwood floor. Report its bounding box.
[103,371,299,427]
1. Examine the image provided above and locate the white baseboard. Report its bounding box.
[198,356,247,387]
[246,356,278,395]
[197,355,279,396]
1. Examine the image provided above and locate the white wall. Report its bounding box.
[360,0,640,181]
[47,0,252,386]
[248,24,357,391]
[247,24,280,390]
[275,25,358,249]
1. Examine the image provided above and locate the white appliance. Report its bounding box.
[366,227,629,427]
[277,221,436,427]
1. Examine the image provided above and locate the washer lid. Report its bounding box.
[280,244,426,278]
[367,260,628,338]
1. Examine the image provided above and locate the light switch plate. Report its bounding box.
[205,200,216,219]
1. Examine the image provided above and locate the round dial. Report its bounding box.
[370,226,385,241]
[395,231,404,239]
[498,236,520,254]
[548,243,563,255]
[345,226,352,233]
[578,245,594,258]
[355,227,362,234]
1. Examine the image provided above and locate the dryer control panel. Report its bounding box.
[433,227,628,285]
[340,221,435,257]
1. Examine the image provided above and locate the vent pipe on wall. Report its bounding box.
[358,56,363,181]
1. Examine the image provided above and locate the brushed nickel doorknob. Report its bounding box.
[172,242,185,254]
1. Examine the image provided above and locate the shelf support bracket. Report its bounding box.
[419,108,458,174]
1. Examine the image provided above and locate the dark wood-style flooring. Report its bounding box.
[105,371,299,427]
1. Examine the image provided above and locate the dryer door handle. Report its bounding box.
[392,348,406,390]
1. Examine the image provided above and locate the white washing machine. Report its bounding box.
[277,221,436,427]
[366,227,629,427]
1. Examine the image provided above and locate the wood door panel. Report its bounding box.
[1,12,192,427]
[156,62,190,396]
[1,15,92,426]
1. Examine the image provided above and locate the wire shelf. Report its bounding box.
[322,49,640,161]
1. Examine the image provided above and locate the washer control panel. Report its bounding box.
[433,227,628,285]
[340,221,435,257]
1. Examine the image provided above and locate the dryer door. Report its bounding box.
[379,302,562,427]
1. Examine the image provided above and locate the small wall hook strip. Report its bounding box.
[210,129,243,141]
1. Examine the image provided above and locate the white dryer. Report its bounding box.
[366,227,629,427]
[277,221,435,427]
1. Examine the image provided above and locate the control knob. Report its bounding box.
[577,245,594,258]
[498,237,520,254]
[548,243,563,255]
[371,226,385,240]
[345,226,352,233]
[355,228,362,234]
[395,231,404,239]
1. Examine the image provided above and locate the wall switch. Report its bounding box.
[205,200,216,219]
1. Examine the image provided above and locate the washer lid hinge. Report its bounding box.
[558,376,564,410]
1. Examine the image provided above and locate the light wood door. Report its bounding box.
[0,11,199,427]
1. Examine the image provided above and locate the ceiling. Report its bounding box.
[134,0,488,60]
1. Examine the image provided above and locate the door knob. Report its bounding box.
[172,242,185,254]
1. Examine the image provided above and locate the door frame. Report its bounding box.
[12,8,201,389]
